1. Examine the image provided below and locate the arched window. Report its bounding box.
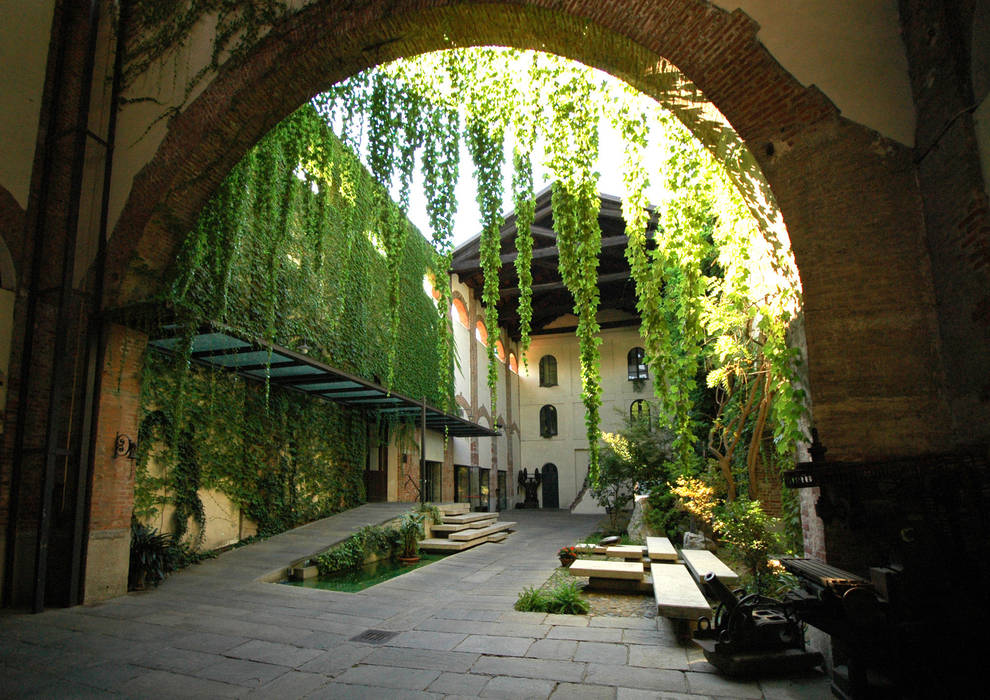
[475,320,488,344]
[630,399,651,424]
[451,298,469,327]
[539,354,557,387]
[508,352,518,373]
[627,347,648,381]
[539,405,558,438]
[495,339,506,362]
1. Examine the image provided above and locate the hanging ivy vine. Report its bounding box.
[136,105,445,540]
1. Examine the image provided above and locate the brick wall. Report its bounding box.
[899,0,990,444]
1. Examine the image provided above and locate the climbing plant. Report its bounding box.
[136,105,446,540]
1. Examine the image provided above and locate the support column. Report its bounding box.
[82,324,146,603]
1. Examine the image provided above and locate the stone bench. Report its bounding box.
[651,562,712,621]
[605,544,647,559]
[646,536,678,562]
[569,559,644,580]
[679,548,739,587]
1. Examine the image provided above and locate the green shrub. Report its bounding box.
[514,586,551,612]
[514,579,589,615]
[128,520,177,589]
[544,579,590,615]
[314,522,401,575]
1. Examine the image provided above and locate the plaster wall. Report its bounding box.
[714,1,915,145]
[0,0,55,208]
[517,322,654,510]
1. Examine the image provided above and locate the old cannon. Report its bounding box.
[693,572,823,676]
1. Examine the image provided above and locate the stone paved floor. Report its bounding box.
[0,505,830,698]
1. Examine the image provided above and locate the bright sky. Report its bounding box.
[403,117,642,248]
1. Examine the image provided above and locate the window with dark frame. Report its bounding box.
[539,404,558,438]
[627,347,648,381]
[539,354,558,387]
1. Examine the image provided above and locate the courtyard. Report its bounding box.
[0,505,827,698]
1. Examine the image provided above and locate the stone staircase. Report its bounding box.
[418,502,516,553]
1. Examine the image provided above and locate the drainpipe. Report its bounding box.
[5,0,102,612]
[420,399,427,503]
[4,1,76,609]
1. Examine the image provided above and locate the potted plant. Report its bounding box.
[128,519,176,590]
[558,545,578,568]
[397,511,425,564]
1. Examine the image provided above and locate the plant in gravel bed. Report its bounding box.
[514,585,551,612]
[545,579,590,615]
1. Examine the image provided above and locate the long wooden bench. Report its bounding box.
[679,548,739,586]
[651,562,712,620]
[646,536,678,562]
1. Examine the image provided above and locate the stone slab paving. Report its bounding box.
[0,504,831,698]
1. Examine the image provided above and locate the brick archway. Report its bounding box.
[108,0,947,459]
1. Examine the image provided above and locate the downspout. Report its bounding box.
[420,399,427,503]
[71,0,127,606]
[4,1,74,609]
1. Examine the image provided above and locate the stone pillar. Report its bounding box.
[83,324,146,603]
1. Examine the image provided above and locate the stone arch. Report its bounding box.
[454,393,472,417]
[107,0,947,458]
[450,293,469,327]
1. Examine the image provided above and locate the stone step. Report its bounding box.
[646,536,678,562]
[679,549,739,586]
[487,532,508,543]
[436,502,470,516]
[652,562,712,620]
[569,559,644,580]
[441,511,500,524]
[431,517,497,533]
[419,535,489,552]
[448,521,515,541]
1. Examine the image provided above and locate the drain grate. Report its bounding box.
[349,629,399,645]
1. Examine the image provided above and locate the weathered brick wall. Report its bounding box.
[83,324,146,603]
[103,0,950,466]
[9,0,985,604]
[899,0,990,445]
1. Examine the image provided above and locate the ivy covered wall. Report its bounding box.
[135,105,447,540]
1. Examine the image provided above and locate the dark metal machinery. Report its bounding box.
[693,572,823,676]
[782,448,990,698]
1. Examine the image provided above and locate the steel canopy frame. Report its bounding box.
[147,323,499,440]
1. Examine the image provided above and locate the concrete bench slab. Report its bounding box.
[646,536,678,562]
[569,559,644,580]
[605,545,647,560]
[449,521,516,541]
[436,502,470,516]
[419,536,488,552]
[652,562,712,620]
[431,517,497,533]
[573,543,606,555]
[442,512,501,524]
[679,549,739,586]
